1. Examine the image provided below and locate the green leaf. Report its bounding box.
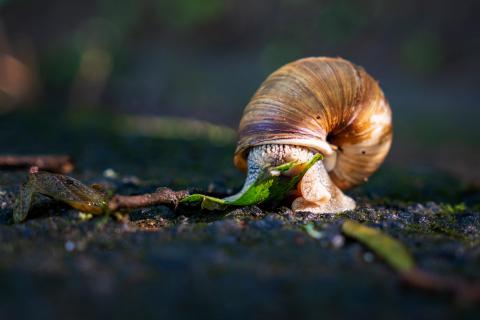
[341,220,416,273]
[304,223,323,239]
[182,194,227,210]
[181,153,322,209]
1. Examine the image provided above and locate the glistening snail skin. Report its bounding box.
[233,57,393,213]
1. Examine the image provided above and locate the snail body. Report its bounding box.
[234,57,392,213]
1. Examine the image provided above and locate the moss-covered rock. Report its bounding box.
[0,112,479,319]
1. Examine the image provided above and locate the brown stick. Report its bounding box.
[108,187,189,212]
[402,267,480,304]
[0,155,74,173]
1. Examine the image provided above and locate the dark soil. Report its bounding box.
[1,113,479,319]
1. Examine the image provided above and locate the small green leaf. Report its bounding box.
[341,220,416,273]
[181,154,322,209]
[304,223,323,239]
[181,194,227,210]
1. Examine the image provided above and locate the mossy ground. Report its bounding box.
[0,112,479,319]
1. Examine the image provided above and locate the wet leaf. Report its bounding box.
[13,181,36,223]
[14,171,108,223]
[181,154,322,209]
[341,220,415,273]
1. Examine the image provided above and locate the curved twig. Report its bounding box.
[107,188,189,212]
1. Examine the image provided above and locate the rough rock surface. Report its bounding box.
[0,113,479,319]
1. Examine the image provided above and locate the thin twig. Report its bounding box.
[108,187,189,212]
[0,155,74,173]
[402,268,480,304]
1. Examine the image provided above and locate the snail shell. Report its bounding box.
[234,57,392,190]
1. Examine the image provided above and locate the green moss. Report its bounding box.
[430,224,469,242]
[403,210,471,243]
[438,203,467,215]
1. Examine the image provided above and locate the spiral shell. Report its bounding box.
[234,57,392,190]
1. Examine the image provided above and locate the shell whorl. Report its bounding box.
[234,57,393,190]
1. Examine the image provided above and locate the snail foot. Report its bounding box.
[291,192,355,214]
[292,159,356,213]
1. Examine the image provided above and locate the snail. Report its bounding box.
[233,57,393,213]
[12,56,392,223]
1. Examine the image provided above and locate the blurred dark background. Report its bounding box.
[1,0,479,180]
[1,3,480,319]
